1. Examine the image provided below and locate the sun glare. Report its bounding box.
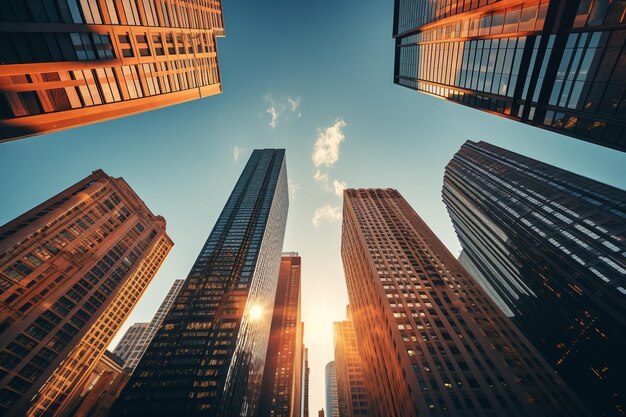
[248,305,264,321]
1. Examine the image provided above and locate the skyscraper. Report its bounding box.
[393,1,626,151]
[303,348,310,417]
[0,0,224,142]
[0,169,173,417]
[333,309,370,417]
[112,149,288,417]
[341,188,589,417]
[443,140,626,416]
[258,253,304,417]
[113,279,185,371]
[324,362,339,417]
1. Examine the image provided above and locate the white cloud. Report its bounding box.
[287,96,301,112]
[233,145,241,162]
[288,180,301,199]
[266,107,279,128]
[264,94,301,127]
[312,205,342,227]
[264,94,282,128]
[313,169,329,186]
[312,119,347,168]
[266,106,280,128]
[332,179,347,197]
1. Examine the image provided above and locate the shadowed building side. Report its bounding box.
[443,140,626,416]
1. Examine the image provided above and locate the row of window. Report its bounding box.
[398,36,527,100]
[0,32,113,65]
[400,1,548,44]
[0,0,223,30]
[0,57,220,119]
[395,0,499,34]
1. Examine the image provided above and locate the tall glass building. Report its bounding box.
[443,140,626,417]
[393,1,626,151]
[341,188,589,417]
[111,149,288,417]
[0,169,172,417]
[0,0,224,142]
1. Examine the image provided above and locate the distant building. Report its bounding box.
[112,149,288,417]
[112,322,149,367]
[65,350,131,417]
[0,169,172,417]
[341,188,589,417]
[393,1,626,151]
[0,0,224,142]
[318,410,325,417]
[303,348,310,417]
[258,253,304,417]
[325,361,339,417]
[443,140,626,416]
[113,279,184,371]
[333,308,370,417]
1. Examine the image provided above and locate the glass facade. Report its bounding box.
[341,188,589,417]
[111,149,289,417]
[394,0,626,151]
[0,169,172,417]
[0,0,224,142]
[443,140,626,416]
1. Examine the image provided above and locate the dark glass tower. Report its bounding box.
[342,188,589,417]
[443,140,626,416]
[393,0,626,151]
[111,149,289,417]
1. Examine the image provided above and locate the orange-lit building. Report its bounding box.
[0,0,224,142]
[258,253,304,417]
[333,308,369,417]
[341,188,589,417]
[0,169,173,417]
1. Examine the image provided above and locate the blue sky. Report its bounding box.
[1,0,625,413]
